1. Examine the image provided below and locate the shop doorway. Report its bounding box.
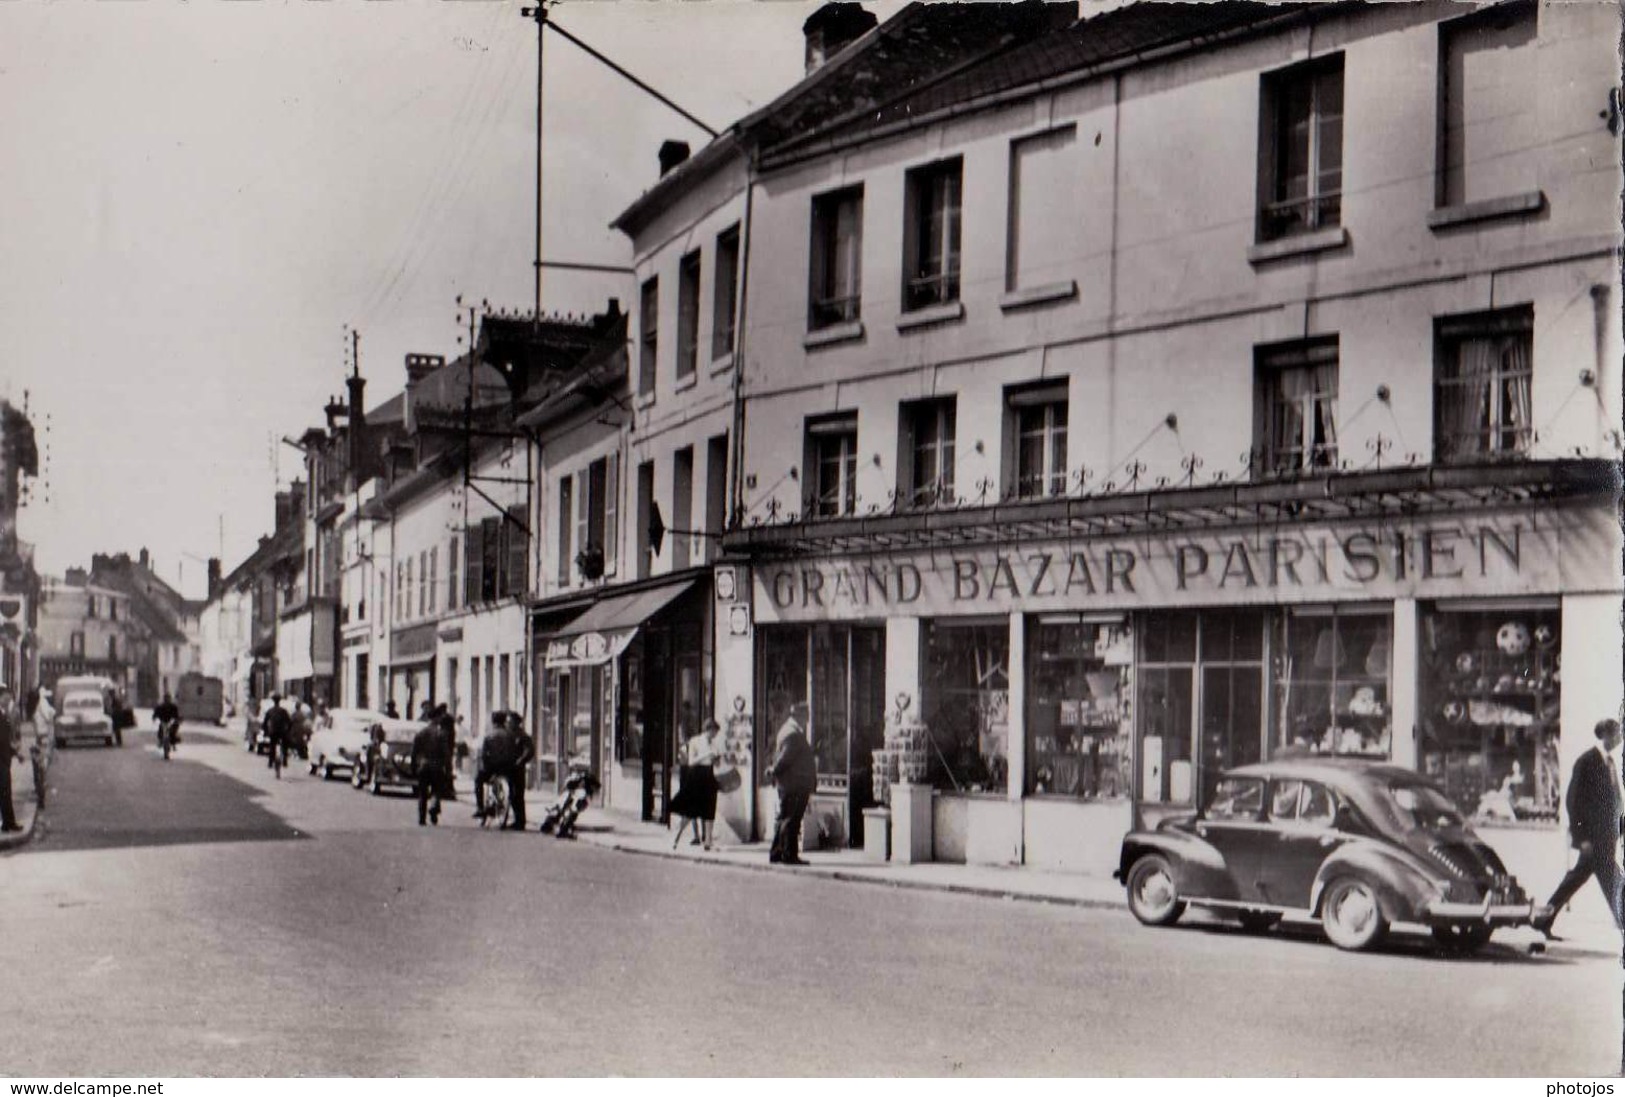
[758,623,885,847]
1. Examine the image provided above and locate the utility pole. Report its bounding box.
[522,4,547,325]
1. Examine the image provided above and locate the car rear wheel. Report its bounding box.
[1320,877,1388,951]
[1125,854,1185,926]
[1235,910,1282,933]
[1430,923,1492,954]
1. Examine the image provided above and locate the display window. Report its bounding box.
[921,618,1010,794]
[1025,616,1130,800]
[1272,607,1392,758]
[1419,601,1560,826]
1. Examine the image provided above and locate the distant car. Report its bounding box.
[307,708,388,781]
[1116,757,1534,953]
[352,718,427,796]
[54,688,116,748]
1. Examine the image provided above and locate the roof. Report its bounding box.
[614,3,1076,235]
[765,1,1314,165]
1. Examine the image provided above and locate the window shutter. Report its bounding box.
[576,469,591,569]
[557,478,573,584]
[465,523,484,606]
[896,405,917,507]
[604,453,620,576]
[481,517,501,602]
[504,506,527,599]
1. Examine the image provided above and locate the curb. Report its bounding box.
[596,836,1620,959]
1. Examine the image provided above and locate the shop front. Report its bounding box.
[738,462,1620,879]
[539,573,712,822]
[387,621,436,717]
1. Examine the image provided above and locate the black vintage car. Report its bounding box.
[1116,758,1535,953]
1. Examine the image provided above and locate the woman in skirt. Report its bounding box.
[669,718,722,850]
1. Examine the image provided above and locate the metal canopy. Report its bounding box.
[722,459,1620,561]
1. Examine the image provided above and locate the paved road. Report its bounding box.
[2,724,1619,1076]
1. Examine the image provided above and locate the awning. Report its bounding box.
[544,578,698,668]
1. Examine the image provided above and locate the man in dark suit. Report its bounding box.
[0,686,21,833]
[1534,717,1623,937]
[767,702,817,865]
[411,719,450,827]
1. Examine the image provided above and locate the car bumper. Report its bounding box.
[56,723,113,743]
[1422,898,1535,927]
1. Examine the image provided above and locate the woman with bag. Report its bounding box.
[669,718,722,850]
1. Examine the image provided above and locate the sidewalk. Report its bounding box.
[571,809,1623,960]
[0,747,44,853]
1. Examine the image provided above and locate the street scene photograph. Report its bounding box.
[0,0,1621,1080]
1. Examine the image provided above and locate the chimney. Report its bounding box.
[138,547,150,571]
[323,397,347,432]
[658,140,691,177]
[346,369,368,484]
[207,558,222,601]
[405,354,443,386]
[65,566,87,587]
[802,3,877,75]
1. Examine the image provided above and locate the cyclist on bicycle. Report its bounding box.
[263,694,293,778]
[474,712,533,830]
[153,692,181,755]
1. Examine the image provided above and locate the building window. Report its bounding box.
[571,456,619,582]
[903,158,962,310]
[704,433,728,564]
[676,250,701,382]
[804,413,858,518]
[1435,306,1532,463]
[109,600,118,622]
[87,595,98,619]
[1438,3,1537,209]
[71,631,84,657]
[922,619,1009,794]
[1255,338,1339,475]
[1259,57,1343,241]
[405,557,415,620]
[502,506,528,600]
[427,546,437,615]
[672,446,694,571]
[712,224,740,359]
[1006,125,1077,292]
[1419,601,1559,827]
[635,460,654,580]
[1026,617,1130,800]
[1273,607,1392,758]
[638,276,658,396]
[108,636,117,661]
[418,551,427,616]
[1005,382,1068,500]
[897,397,956,509]
[808,186,863,329]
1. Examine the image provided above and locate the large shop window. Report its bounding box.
[1027,616,1131,800]
[1420,602,1560,826]
[1138,611,1266,808]
[1274,607,1392,758]
[921,619,1009,794]
[760,624,884,794]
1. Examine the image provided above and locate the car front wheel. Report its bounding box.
[1125,854,1186,926]
[1321,877,1388,951]
[1430,923,1492,954]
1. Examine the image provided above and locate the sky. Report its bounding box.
[1,0,891,598]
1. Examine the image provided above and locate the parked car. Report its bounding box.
[1116,757,1534,953]
[307,708,387,781]
[54,687,116,748]
[352,718,427,796]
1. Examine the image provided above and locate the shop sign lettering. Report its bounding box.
[751,519,1581,622]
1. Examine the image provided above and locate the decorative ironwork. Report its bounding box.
[974,476,997,505]
[1365,433,1393,469]
[764,496,784,522]
[1181,453,1204,487]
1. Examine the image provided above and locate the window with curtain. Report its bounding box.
[1006,381,1069,499]
[898,397,956,509]
[1434,306,1533,463]
[809,186,863,329]
[1259,56,1344,241]
[804,413,858,518]
[1256,338,1339,475]
[903,158,962,310]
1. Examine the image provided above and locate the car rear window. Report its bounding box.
[1207,777,1264,820]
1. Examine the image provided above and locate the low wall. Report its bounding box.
[1023,798,1133,876]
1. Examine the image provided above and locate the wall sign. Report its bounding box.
[752,508,1620,624]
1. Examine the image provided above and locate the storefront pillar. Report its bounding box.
[886,617,921,713]
[1560,593,1623,787]
[1006,611,1026,807]
[1389,598,1419,769]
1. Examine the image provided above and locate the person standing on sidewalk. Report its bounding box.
[0,686,21,833]
[767,703,816,865]
[1534,717,1624,938]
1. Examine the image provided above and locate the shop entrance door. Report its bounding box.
[641,634,671,823]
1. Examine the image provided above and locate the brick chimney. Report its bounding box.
[405,354,443,386]
[346,369,368,485]
[803,3,877,75]
[658,140,691,177]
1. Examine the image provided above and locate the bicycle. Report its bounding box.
[479,774,512,830]
[157,718,179,761]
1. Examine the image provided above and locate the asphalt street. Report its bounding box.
[1,723,1619,1077]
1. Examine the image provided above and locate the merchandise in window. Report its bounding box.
[1274,608,1392,758]
[1027,617,1131,800]
[1419,604,1559,826]
[921,620,1009,794]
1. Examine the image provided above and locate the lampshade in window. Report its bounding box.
[1312,628,1343,670]
[1364,635,1390,678]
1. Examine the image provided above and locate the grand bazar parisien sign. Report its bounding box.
[751,510,1620,623]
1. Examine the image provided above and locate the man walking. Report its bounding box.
[1535,717,1624,937]
[411,718,450,827]
[0,686,21,833]
[767,701,816,865]
[263,694,293,778]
